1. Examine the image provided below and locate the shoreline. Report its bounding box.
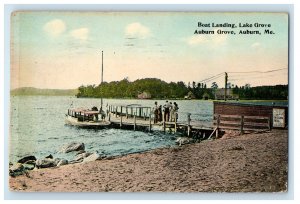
[9,129,288,192]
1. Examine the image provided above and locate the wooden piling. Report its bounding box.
[108,112,111,122]
[216,114,220,138]
[134,115,136,131]
[126,107,128,119]
[174,116,177,133]
[120,115,123,128]
[240,115,244,135]
[149,114,152,132]
[187,113,191,136]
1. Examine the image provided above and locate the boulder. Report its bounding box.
[60,142,85,153]
[17,155,37,164]
[57,159,68,166]
[23,163,35,170]
[24,160,36,165]
[176,137,194,146]
[35,158,56,169]
[75,150,86,155]
[9,163,25,177]
[82,152,102,163]
[74,152,93,161]
[45,154,53,159]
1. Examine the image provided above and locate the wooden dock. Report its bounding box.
[105,104,215,140]
[103,103,275,139]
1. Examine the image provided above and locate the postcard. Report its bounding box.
[9,11,288,192]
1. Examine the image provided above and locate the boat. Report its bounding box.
[65,51,110,128]
[65,108,111,128]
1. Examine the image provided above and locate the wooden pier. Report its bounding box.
[105,104,215,140]
[102,103,279,139]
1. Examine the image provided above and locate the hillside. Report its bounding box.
[10,87,78,96]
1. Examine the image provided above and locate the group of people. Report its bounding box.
[153,101,179,123]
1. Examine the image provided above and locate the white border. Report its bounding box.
[1,0,298,202]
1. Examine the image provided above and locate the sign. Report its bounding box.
[273,108,285,128]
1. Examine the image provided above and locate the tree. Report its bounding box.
[211,82,218,89]
[245,83,251,89]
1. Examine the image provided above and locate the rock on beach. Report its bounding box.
[60,142,85,153]
[17,155,37,164]
[35,158,57,169]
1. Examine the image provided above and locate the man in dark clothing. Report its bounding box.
[153,101,159,123]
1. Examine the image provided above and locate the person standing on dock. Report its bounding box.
[158,105,162,122]
[163,101,171,122]
[153,101,159,123]
[174,102,179,121]
[170,102,174,122]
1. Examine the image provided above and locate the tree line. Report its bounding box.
[76,78,288,100]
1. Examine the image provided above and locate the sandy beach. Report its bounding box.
[9,129,288,192]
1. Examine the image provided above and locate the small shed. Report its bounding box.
[213,101,288,129]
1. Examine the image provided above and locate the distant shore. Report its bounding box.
[9,129,288,192]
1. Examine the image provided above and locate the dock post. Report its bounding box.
[174,116,177,133]
[108,112,111,122]
[131,107,133,117]
[240,115,244,135]
[216,114,220,138]
[120,115,123,128]
[149,113,152,132]
[126,107,128,119]
[163,111,166,133]
[134,115,136,131]
[187,113,191,136]
[144,113,146,121]
[120,106,123,117]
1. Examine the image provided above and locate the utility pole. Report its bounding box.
[100,50,103,109]
[101,50,103,84]
[224,72,228,101]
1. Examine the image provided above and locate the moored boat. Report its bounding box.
[65,108,110,128]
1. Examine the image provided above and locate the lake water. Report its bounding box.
[9,96,214,163]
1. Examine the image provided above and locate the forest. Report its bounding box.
[76,78,288,100]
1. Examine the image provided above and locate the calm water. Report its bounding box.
[9,96,214,163]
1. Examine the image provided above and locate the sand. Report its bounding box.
[9,129,288,192]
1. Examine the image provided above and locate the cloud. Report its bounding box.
[70,28,89,41]
[125,22,150,39]
[43,19,66,36]
[251,42,261,49]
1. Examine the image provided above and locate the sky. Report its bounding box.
[10,12,289,89]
